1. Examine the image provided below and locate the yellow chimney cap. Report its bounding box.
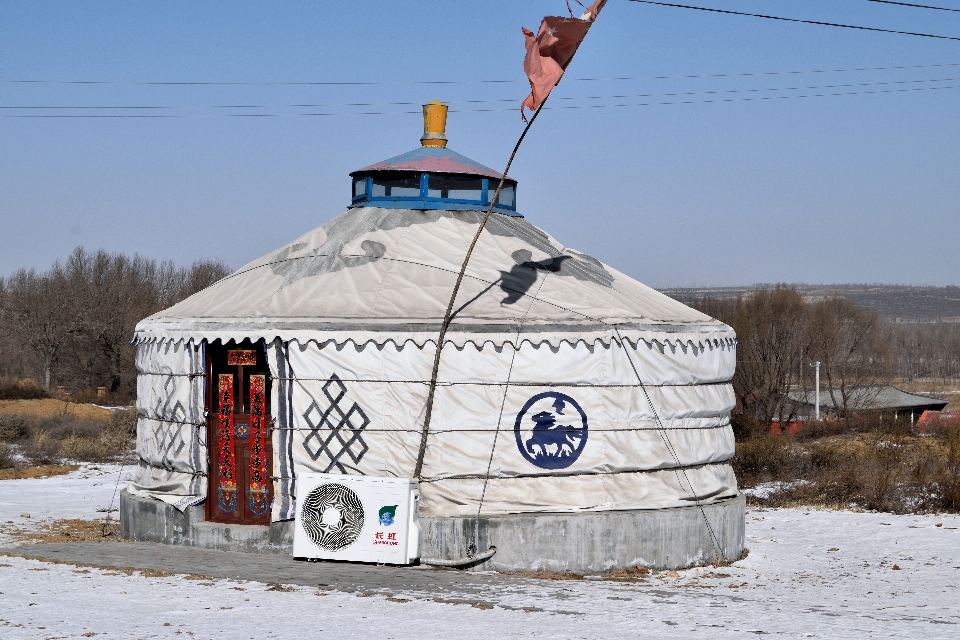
[420,100,448,148]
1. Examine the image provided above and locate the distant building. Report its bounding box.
[786,384,948,423]
[915,410,960,435]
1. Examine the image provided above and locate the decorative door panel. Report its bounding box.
[206,339,273,525]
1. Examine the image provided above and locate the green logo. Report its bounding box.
[378,505,397,526]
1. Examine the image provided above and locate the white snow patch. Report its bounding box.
[741,480,811,499]
[0,463,133,544]
[2,469,960,636]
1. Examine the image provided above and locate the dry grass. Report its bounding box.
[606,566,650,581]
[0,406,135,466]
[505,570,585,581]
[736,422,960,513]
[0,399,115,421]
[0,464,79,480]
[2,517,123,545]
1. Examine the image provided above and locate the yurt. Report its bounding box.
[122,104,744,572]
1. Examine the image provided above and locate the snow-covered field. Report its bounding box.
[0,464,134,544]
[2,465,960,638]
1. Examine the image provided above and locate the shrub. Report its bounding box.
[933,426,960,511]
[70,388,135,406]
[0,414,30,441]
[794,420,846,441]
[10,409,137,465]
[23,429,63,466]
[735,426,960,513]
[59,433,115,462]
[730,414,768,442]
[34,415,102,441]
[0,379,48,400]
[732,433,792,486]
[0,442,16,469]
[107,408,138,438]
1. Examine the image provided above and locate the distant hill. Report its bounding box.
[658,285,960,323]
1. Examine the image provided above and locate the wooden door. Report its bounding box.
[206,339,273,525]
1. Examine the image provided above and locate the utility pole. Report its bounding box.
[814,361,821,422]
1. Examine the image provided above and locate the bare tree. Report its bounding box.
[808,297,891,416]
[694,287,810,426]
[692,287,893,426]
[886,322,960,382]
[0,265,83,390]
[0,247,229,395]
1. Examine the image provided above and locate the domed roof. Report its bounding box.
[135,207,733,349]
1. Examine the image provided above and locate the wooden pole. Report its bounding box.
[413,99,548,479]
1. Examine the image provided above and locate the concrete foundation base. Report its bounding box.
[120,489,744,573]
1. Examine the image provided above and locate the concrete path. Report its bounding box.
[0,542,558,611]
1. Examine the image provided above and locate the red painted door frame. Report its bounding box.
[205,339,273,526]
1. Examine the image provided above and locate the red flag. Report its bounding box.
[521,0,606,120]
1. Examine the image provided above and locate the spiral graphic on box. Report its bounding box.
[300,483,365,551]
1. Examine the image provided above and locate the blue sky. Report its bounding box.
[2,1,959,286]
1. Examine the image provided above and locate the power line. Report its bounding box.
[530,81,960,111]
[4,61,960,88]
[3,81,958,118]
[866,0,960,13]
[0,78,518,87]
[628,0,960,42]
[4,75,958,110]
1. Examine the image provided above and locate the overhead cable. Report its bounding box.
[4,61,960,88]
[2,81,958,118]
[628,0,960,42]
[4,75,957,111]
[866,0,960,13]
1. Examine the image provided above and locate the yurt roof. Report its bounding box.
[135,206,734,350]
[351,146,504,180]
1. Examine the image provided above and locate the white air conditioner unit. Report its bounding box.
[293,473,420,565]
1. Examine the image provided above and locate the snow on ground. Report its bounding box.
[2,468,960,637]
[0,464,135,544]
[740,480,812,499]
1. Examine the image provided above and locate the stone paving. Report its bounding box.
[0,542,543,609]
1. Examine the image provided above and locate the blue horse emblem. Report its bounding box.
[514,392,588,470]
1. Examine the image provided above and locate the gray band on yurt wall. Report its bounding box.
[271,339,297,521]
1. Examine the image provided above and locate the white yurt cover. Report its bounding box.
[130,207,737,520]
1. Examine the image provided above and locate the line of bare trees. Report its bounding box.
[692,287,892,426]
[0,247,229,398]
[886,322,960,381]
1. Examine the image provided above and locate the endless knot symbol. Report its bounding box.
[153,374,187,464]
[302,374,370,473]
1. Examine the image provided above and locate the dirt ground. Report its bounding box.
[0,517,120,545]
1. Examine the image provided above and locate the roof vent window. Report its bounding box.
[427,174,483,201]
[353,177,367,198]
[371,173,421,198]
[495,185,515,208]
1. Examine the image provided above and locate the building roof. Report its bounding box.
[787,385,948,412]
[351,147,506,180]
[917,410,960,425]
